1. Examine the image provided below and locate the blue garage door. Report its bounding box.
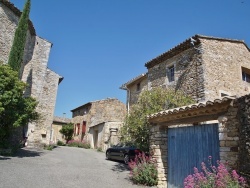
[167,124,220,188]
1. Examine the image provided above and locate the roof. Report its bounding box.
[120,73,147,90]
[148,96,235,124]
[71,98,119,112]
[145,34,250,69]
[53,116,71,124]
[0,0,36,35]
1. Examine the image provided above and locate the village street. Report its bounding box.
[0,146,147,188]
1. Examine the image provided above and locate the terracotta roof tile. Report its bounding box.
[145,34,249,69]
[147,96,235,120]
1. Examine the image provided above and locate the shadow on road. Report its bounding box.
[111,161,130,172]
[0,148,43,160]
[12,148,44,158]
[0,156,11,160]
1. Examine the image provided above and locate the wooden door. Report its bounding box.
[167,124,220,188]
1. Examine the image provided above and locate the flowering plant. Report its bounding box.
[128,152,158,186]
[184,156,247,188]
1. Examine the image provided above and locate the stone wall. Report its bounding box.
[149,125,168,188]
[236,95,250,181]
[71,98,126,144]
[146,37,250,104]
[126,76,148,107]
[149,95,250,187]
[147,47,205,102]
[218,94,250,182]
[89,121,122,151]
[201,39,250,100]
[0,1,61,147]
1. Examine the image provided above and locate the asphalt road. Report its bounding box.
[0,146,148,188]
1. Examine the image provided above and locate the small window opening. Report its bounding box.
[242,67,250,83]
[167,66,175,82]
[136,83,141,91]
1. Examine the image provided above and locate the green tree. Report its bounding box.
[120,87,194,151]
[8,0,31,77]
[59,123,74,143]
[0,64,39,147]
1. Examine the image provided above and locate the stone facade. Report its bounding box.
[51,116,71,144]
[120,73,148,110]
[0,0,62,147]
[145,35,250,102]
[122,35,250,111]
[235,95,250,181]
[71,98,126,150]
[148,95,250,187]
[89,121,122,151]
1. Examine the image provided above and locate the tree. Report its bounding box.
[8,0,31,77]
[0,64,39,147]
[59,123,74,143]
[120,87,194,151]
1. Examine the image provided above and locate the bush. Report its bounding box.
[67,140,90,149]
[97,147,102,152]
[44,144,55,151]
[57,140,65,146]
[120,88,194,151]
[59,123,74,143]
[128,152,158,186]
[184,156,247,188]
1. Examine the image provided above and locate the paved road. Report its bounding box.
[0,146,148,188]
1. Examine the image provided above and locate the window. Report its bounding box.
[136,83,141,91]
[82,121,86,134]
[242,72,250,83]
[242,67,250,83]
[167,65,175,82]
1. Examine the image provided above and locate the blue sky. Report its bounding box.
[11,0,250,118]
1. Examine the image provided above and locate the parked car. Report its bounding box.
[106,142,141,164]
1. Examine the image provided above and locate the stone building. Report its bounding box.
[120,73,147,112]
[71,98,126,151]
[0,0,63,147]
[51,116,71,144]
[122,35,250,108]
[121,35,250,187]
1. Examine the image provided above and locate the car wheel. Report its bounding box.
[124,154,129,164]
[106,151,111,160]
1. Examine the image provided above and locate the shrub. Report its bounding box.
[120,88,194,151]
[184,156,247,188]
[128,152,158,186]
[44,144,55,151]
[67,140,90,149]
[97,147,102,152]
[57,140,65,146]
[59,123,74,143]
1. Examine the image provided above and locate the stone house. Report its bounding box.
[121,35,250,187]
[120,73,147,112]
[122,35,250,107]
[0,0,63,147]
[71,98,126,151]
[51,116,71,144]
